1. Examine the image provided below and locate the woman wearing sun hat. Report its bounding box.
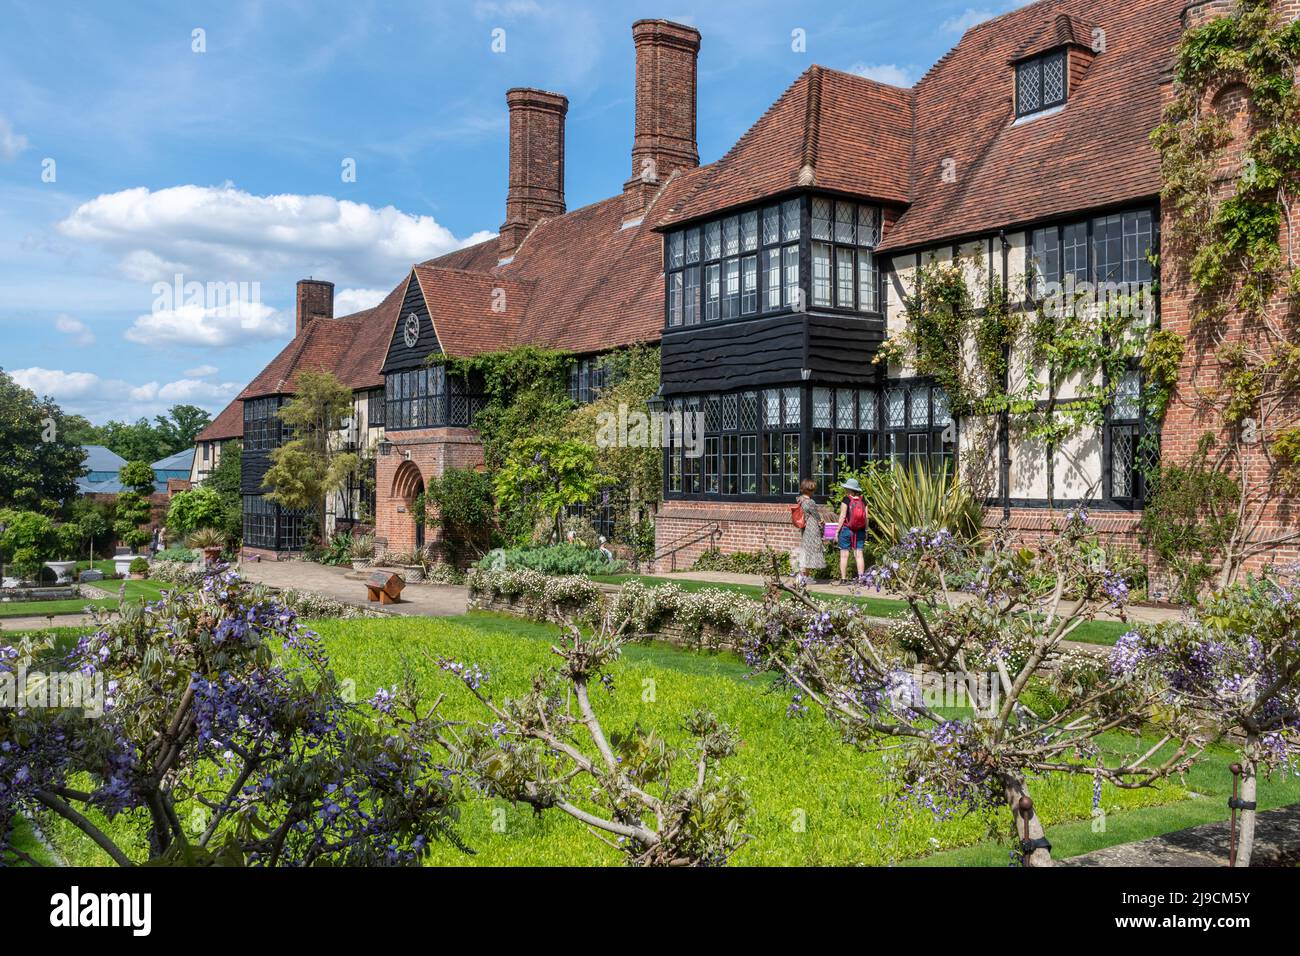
[835,478,869,584]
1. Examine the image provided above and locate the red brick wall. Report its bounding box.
[622,19,701,219]
[1156,0,1300,578]
[500,88,567,258]
[652,500,801,570]
[374,429,485,558]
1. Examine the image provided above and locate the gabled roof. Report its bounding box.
[880,0,1180,252]
[236,312,365,399]
[228,0,1183,403]
[412,265,533,357]
[1010,13,1098,62]
[81,445,126,472]
[151,448,195,472]
[196,398,243,441]
[657,66,914,228]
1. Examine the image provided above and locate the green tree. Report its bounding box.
[203,440,243,542]
[166,486,227,538]
[0,509,57,578]
[439,347,573,471]
[114,460,157,550]
[262,371,358,544]
[0,369,87,512]
[423,467,496,565]
[564,345,662,552]
[494,435,607,543]
[154,404,213,455]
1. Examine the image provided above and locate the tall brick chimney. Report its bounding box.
[295,278,334,334]
[622,19,701,221]
[499,87,568,261]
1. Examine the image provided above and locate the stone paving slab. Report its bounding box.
[1061,803,1300,867]
[236,559,469,617]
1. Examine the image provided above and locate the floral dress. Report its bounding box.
[797,496,825,570]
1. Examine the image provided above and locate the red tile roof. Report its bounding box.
[230,0,1182,402]
[657,66,914,228]
[196,398,243,441]
[879,0,1180,252]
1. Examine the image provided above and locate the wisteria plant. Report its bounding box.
[1113,568,1300,866]
[435,616,751,866]
[0,568,468,866]
[745,512,1200,866]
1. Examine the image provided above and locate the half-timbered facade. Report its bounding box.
[198,2,1297,571]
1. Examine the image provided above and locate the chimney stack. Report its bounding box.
[500,87,568,261]
[295,278,334,334]
[622,19,701,221]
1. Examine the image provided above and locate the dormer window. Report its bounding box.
[1015,50,1066,118]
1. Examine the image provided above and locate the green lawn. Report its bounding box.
[9,611,1249,867]
[0,579,169,619]
[312,612,1182,866]
[594,573,1133,646]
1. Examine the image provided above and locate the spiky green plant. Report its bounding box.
[835,463,982,549]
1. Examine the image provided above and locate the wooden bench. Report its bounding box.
[366,570,405,604]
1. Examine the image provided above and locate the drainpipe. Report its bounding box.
[998,231,1011,527]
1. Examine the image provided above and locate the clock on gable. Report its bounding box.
[402,312,420,349]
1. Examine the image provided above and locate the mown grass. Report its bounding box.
[593,573,1132,646]
[0,579,168,619]
[8,612,1239,867]
[315,612,1179,866]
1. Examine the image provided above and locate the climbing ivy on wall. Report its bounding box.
[1147,0,1300,586]
[890,259,1153,446]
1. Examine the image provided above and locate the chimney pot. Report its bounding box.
[295,278,334,334]
[623,19,701,220]
[500,87,568,260]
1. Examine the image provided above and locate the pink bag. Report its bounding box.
[823,522,840,541]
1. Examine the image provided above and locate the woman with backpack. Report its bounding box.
[835,478,869,584]
[791,478,824,583]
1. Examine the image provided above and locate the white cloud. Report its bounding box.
[125,297,289,348]
[11,367,241,424]
[333,287,389,317]
[54,314,96,346]
[57,183,494,289]
[941,8,998,34]
[0,116,28,161]
[847,63,915,87]
[184,364,219,378]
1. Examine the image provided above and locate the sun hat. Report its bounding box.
[841,478,863,493]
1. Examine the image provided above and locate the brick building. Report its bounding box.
[202,3,1298,570]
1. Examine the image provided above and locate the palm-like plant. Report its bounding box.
[847,464,982,549]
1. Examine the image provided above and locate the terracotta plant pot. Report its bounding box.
[202,546,223,565]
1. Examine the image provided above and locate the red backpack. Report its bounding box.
[845,495,867,531]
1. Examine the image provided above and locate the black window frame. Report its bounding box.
[1015,49,1067,118]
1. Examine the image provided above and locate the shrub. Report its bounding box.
[423,468,496,565]
[478,543,625,576]
[128,557,149,574]
[0,568,463,866]
[0,510,56,571]
[166,486,227,536]
[187,527,225,550]
[349,534,375,560]
[154,546,197,563]
[692,547,791,575]
[835,464,982,550]
[315,532,353,567]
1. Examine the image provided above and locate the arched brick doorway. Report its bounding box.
[391,460,425,551]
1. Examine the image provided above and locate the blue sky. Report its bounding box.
[0,0,1023,423]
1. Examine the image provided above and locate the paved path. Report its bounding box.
[1062,803,1300,866]
[644,568,1186,626]
[0,612,98,632]
[237,559,469,617]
